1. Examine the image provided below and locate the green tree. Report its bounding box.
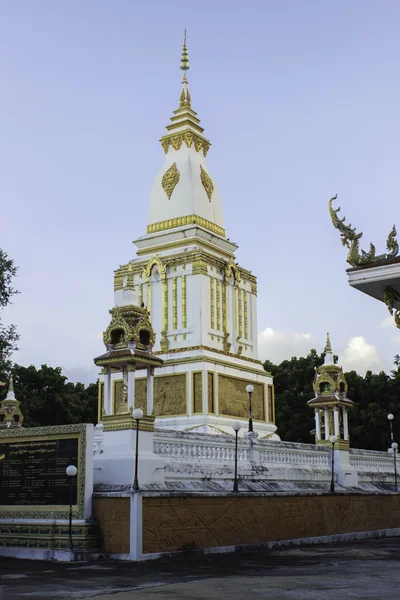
[0,249,19,377]
[10,364,98,427]
[264,351,400,451]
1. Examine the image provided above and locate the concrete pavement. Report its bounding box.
[0,537,400,599]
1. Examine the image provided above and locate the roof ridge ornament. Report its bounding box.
[329,195,398,267]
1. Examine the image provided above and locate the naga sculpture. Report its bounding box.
[329,195,398,267]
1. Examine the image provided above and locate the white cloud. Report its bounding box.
[380,316,395,329]
[88,331,103,340]
[340,336,384,375]
[258,327,320,364]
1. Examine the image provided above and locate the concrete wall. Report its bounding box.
[142,494,400,554]
[93,498,130,555]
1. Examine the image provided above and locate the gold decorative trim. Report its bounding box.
[251,281,257,296]
[161,163,180,199]
[147,214,225,238]
[182,275,187,328]
[153,344,264,365]
[102,414,155,432]
[244,290,249,339]
[142,254,167,279]
[210,277,215,329]
[138,283,143,306]
[159,355,269,376]
[200,165,214,201]
[238,288,243,339]
[192,259,208,275]
[172,277,178,329]
[160,131,210,157]
[216,279,221,331]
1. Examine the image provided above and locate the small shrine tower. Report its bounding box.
[308,334,354,449]
[0,376,24,429]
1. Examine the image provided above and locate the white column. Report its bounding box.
[334,408,340,438]
[146,367,154,416]
[343,406,349,440]
[129,493,143,560]
[104,365,112,415]
[324,409,330,439]
[315,410,321,441]
[127,366,135,411]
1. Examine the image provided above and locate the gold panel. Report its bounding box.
[218,375,265,420]
[193,372,203,414]
[268,385,275,424]
[135,379,147,414]
[208,372,214,414]
[113,380,126,415]
[154,374,187,416]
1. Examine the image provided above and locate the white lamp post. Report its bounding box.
[66,465,78,552]
[392,441,398,491]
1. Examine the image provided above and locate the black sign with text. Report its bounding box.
[0,438,78,506]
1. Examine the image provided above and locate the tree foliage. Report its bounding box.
[264,350,400,451]
[0,364,98,427]
[0,249,19,376]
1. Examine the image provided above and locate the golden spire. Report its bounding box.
[8,375,14,395]
[160,31,211,157]
[180,29,190,73]
[324,332,332,354]
[179,30,191,108]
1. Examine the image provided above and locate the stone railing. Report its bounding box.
[154,430,249,462]
[349,448,400,481]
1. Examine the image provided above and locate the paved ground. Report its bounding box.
[0,537,400,599]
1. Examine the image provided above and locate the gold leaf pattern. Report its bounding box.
[200,165,214,201]
[162,163,180,199]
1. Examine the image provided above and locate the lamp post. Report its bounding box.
[232,421,241,493]
[388,413,394,446]
[132,408,143,492]
[391,442,398,491]
[66,465,78,552]
[245,384,254,433]
[329,435,337,493]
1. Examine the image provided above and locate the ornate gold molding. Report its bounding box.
[161,163,180,199]
[244,290,248,339]
[182,275,187,329]
[160,131,211,157]
[216,279,221,331]
[153,344,264,365]
[147,214,225,238]
[200,165,214,200]
[172,277,178,329]
[384,286,400,329]
[192,259,208,275]
[210,277,215,329]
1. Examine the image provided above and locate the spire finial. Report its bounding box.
[8,375,14,394]
[325,332,332,354]
[180,29,190,73]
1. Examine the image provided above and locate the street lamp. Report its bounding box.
[329,435,337,493]
[232,421,241,493]
[132,408,143,492]
[392,442,398,491]
[66,464,78,552]
[245,384,254,433]
[388,413,394,446]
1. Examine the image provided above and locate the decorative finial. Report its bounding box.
[180,30,190,72]
[8,375,14,394]
[325,332,332,354]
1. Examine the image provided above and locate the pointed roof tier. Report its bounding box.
[145,31,225,241]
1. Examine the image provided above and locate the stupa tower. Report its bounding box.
[99,33,278,438]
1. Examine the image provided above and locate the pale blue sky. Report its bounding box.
[2,0,400,383]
